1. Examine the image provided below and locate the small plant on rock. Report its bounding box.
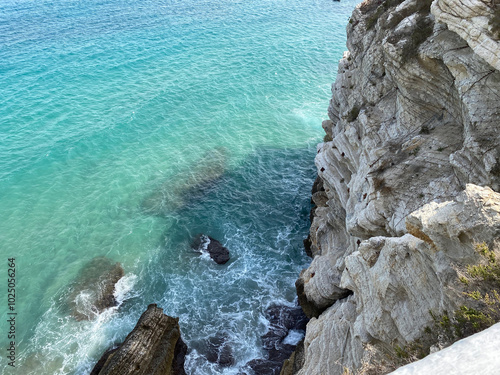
[431,242,500,344]
[346,106,361,122]
[489,2,500,39]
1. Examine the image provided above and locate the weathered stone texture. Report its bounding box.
[296,0,500,373]
[92,304,186,375]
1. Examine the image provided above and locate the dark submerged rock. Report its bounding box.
[246,358,286,375]
[142,147,228,214]
[91,304,186,375]
[202,333,234,367]
[242,304,309,375]
[265,305,308,332]
[191,234,230,264]
[68,256,124,321]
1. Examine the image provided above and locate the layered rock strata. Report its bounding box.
[91,304,186,375]
[295,0,500,373]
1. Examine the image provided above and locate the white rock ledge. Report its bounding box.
[389,322,500,375]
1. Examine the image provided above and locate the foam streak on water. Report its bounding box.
[0,0,359,373]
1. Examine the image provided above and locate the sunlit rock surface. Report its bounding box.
[389,322,500,375]
[295,0,500,373]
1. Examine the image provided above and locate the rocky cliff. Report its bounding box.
[293,0,500,373]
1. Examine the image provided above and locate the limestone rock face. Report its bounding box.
[298,185,500,374]
[296,0,500,373]
[432,0,500,70]
[296,296,363,375]
[406,184,500,262]
[92,304,186,375]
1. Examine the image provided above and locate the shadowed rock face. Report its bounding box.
[67,256,124,321]
[191,234,230,264]
[91,304,186,375]
[142,147,228,214]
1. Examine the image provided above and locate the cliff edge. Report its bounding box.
[293,0,500,373]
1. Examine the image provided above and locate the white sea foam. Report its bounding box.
[283,330,305,346]
[114,273,139,305]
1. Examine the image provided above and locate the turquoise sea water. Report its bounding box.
[0,0,358,373]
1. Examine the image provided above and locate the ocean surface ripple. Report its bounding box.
[0,0,359,373]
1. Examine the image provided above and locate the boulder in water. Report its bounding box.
[91,304,187,375]
[67,256,124,321]
[196,332,235,367]
[242,304,308,375]
[191,234,230,264]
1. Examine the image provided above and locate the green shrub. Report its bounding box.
[454,306,494,336]
[346,106,360,122]
[489,3,500,39]
[430,243,500,343]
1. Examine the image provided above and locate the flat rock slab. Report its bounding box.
[192,234,230,264]
[91,304,186,375]
[389,322,500,375]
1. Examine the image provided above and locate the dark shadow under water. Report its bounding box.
[130,145,317,374]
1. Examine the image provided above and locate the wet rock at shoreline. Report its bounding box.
[279,340,305,375]
[67,256,124,321]
[241,304,308,375]
[191,234,230,264]
[198,332,235,367]
[90,345,120,375]
[91,304,186,375]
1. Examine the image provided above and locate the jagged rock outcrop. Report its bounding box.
[200,332,235,367]
[191,234,230,264]
[295,0,500,373]
[241,305,309,375]
[432,0,500,70]
[91,304,186,375]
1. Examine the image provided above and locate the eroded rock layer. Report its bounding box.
[296,0,500,373]
[92,304,186,375]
